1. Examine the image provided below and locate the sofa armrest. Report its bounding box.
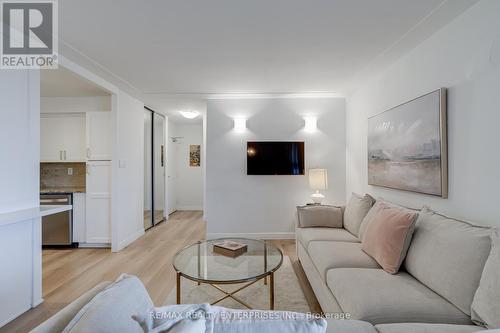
[30,281,111,333]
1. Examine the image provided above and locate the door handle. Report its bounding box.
[64,150,67,160]
[60,150,63,160]
[161,145,164,167]
[86,148,91,159]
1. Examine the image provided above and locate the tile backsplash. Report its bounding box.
[40,162,86,188]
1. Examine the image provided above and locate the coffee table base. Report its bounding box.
[176,271,275,310]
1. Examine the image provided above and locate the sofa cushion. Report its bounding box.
[362,203,417,274]
[359,200,419,241]
[297,241,344,314]
[326,319,377,333]
[297,227,359,250]
[327,268,472,325]
[375,323,484,333]
[297,205,344,228]
[471,229,500,329]
[404,207,492,315]
[343,193,374,237]
[308,241,379,281]
[62,274,153,333]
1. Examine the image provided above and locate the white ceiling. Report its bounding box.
[41,66,110,97]
[58,0,477,97]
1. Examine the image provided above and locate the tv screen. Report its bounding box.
[247,141,305,175]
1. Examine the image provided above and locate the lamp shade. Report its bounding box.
[309,169,328,191]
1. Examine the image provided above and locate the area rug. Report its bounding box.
[164,256,310,313]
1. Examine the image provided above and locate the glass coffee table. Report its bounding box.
[173,238,283,310]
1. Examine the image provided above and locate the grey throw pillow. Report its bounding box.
[343,193,374,236]
[62,274,153,333]
[297,205,343,228]
[471,229,500,329]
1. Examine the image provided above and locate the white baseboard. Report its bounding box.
[114,229,144,252]
[207,232,295,240]
[176,205,203,211]
[78,242,111,248]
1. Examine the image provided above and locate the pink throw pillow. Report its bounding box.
[362,203,418,274]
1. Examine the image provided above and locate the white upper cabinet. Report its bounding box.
[63,115,86,161]
[40,114,86,162]
[40,116,64,162]
[86,112,112,161]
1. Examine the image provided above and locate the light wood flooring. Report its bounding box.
[2,211,320,333]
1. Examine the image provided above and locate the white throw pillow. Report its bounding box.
[211,306,326,333]
[62,274,153,333]
[133,304,213,333]
[133,305,327,333]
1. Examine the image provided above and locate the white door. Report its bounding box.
[86,112,112,161]
[86,161,111,244]
[63,115,86,161]
[40,116,65,162]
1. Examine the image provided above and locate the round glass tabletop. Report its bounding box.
[173,238,283,283]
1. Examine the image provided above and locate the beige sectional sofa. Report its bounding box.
[297,195,497,333]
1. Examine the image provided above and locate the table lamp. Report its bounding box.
[309,169,328,204]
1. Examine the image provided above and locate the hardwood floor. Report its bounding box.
[2,211,320,332]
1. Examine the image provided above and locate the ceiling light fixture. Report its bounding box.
[179,110,200,119]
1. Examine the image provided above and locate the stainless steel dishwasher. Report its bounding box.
[40,194,73,246]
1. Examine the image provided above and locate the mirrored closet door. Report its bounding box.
[144,107,165,230]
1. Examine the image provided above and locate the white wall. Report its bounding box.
[175,124,204,210]
[346,0,500,226]
[206,97,346,238]
[111,91,145,251]
[0,70,42,326]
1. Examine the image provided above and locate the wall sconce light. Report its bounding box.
[234,118,247,133]
[304,116,317,132]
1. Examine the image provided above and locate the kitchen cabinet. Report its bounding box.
[86,112,112,161]
[40,114,86,162]
[85,161,111,244]
[72,193,86,243]
[63,116,87,161]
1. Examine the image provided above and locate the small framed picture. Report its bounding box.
[190,145,201,167]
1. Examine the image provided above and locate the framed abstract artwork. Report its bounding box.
[368,88,448,197]
[189,144,201,167]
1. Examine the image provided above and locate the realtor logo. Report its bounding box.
[1,0,58,69]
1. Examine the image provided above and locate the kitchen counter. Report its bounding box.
[40,186,86,194]
[0,205,73,227]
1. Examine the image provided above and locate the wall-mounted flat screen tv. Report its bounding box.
[247,141,305,175]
